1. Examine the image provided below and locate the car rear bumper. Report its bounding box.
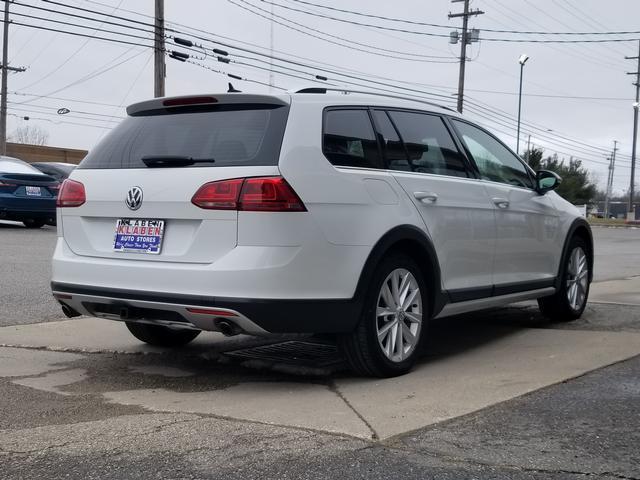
[51,282,362,334]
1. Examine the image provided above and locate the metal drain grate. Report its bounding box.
[224,340,343,368]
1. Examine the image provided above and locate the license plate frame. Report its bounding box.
[113,218,165,255]
[25,186,42,196]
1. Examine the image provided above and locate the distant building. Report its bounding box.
[6,142,87,165]
[593,201,640,220]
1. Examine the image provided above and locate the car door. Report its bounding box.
[373,109,496,295]
[450,119,561,290]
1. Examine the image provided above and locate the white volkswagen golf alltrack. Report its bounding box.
[52,90,592,377]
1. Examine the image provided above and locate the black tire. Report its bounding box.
[125,322,201,347]
[339,254,428,377]
[23,219,45,229]
[538,236,590,322]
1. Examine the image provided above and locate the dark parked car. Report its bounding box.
[0,156,58,228]
[32,162,76,182]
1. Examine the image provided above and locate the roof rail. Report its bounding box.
[294,87,457,113]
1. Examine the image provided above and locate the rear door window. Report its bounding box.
[322,109,383,169]
[78,104,289,169]
[388,111,469,178]
[372,110,409,171]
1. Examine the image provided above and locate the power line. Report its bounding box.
[10,91,121,107]
[464,97,632,161]
[84,0,453,65]
[8,20,154,49]
[463,105,623,168]
[47,0,455,61]
[41,0,156,30]
[11,0,148,37]
[462,90,631,101]
[227,0,458,62]
[8,105,119,124]
[256,0,639,43]
[485,0,628,70]
[285,0,640,36]
[8,112,111,129]
[8,100,123,120]
[12,0,130,91]
[8,9,154,45]
[14,47,147,105]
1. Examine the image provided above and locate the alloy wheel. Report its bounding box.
[376,268,423,363]
[566,246,588,311]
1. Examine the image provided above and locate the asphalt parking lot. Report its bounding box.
[1,221,639,479]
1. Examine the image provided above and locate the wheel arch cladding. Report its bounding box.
[353,225,446,319]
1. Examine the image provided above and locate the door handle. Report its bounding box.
[492,197,510,209]
[414,191,438,204]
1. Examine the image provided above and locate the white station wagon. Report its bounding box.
[52,89,592,377]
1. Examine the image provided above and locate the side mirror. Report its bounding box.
[536,170,561,194]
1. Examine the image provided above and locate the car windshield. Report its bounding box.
[78,104,290,169]
[0,158,46,175]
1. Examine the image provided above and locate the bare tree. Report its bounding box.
[8,125,49,146]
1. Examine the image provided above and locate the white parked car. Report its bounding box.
[52,90,592,377]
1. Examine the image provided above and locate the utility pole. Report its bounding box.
[449,0,483,113]
[154,0,165,98]
[0,0,25,155]
[625,40,640,221]
[604,141,619,219]
[604,156,612,218]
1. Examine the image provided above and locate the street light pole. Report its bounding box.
[516,54,529,156]
[631,101,639,219]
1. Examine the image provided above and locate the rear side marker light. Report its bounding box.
[56,179,86,207]
[53,293,72,300]
[186,307,237,317]
[191,177,306,212]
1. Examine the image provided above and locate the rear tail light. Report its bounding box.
[192,177,306,212]
[190,178,243,210]
[56,179,86,207]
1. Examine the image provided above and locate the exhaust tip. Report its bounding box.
[215,319,241,337]
[60,303,82,318]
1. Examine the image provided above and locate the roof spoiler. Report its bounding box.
[127,94,289,116]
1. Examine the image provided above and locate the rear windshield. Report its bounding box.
[79,104,289,169]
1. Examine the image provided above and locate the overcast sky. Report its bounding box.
[5,0,640,193]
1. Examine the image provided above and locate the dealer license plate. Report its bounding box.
[113,218,165,254]
[25,186,42,196]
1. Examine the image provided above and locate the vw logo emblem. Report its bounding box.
[125,186,143,211]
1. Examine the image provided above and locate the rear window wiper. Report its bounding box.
[141,155,216,168]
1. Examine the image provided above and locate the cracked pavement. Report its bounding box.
[1,355,639,479]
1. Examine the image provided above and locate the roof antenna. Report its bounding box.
[227,82,242,93]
